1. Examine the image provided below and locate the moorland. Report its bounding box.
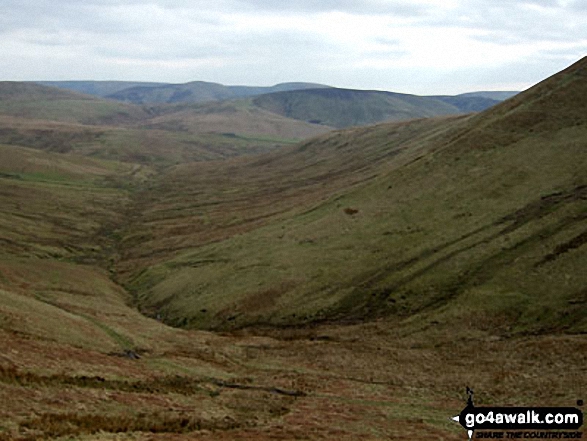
[0,59,585,440]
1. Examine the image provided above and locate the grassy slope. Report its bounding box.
[252,88,492,128]
[36,81,168,97]
[0,82,149,125]
[0,142,479,441]
[0,145,315,440]
[142,99,333,141]
[127,57,587,334]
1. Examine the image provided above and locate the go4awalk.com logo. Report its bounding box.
[452,388,584,440]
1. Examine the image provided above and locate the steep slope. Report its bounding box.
[126,57,587,333]
[252,88,499,128]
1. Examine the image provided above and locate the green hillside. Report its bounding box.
[127,57,587,333]
[0,82,149,125]
[252,88,498,128]
[36,81,168,97]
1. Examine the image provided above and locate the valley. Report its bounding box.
[0,58,585,440]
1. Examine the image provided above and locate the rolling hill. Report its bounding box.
[36,81,168,98]
[106,81,329,104]
[141,99,333,140]
[0,82,334,164]
[252,87,501,128]
[34,80,512,129]
[0,82,149,125]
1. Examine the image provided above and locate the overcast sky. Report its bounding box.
[1,0,586,94]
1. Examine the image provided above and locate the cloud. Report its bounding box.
[222,0,431,16]
[0,0,585,93]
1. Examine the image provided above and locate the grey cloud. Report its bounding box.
[227,0,431,16]
[429,0,587,45]
[570,0,587,10]
[0,0,585,93]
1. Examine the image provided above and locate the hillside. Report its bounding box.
[0,82,149,125]
[458,90,519,101]
[430,94,501,112]
[36,81,168,98]
[142,99,333,140]
[125,57,587,333]
[252,88,501,128]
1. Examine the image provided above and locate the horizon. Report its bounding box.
[32,79,523,97]
[1,1,585,95]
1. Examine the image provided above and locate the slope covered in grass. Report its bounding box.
[252,87,500,128]
[141,99,333,140]
[0,82,149,125]
[127,57,587,334]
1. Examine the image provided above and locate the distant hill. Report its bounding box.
[36,80,517,120]
[107,81,329,104]
[36,81,167,97]
[252,88,502,128]
[430,95,501,112]
[0,81,149,124]
[457,91,519,101]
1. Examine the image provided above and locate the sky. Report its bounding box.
[0,0,586,95]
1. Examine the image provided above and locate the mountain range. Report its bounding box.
[33,79,517,129]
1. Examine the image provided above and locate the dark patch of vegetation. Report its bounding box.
[19,411,241,438]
